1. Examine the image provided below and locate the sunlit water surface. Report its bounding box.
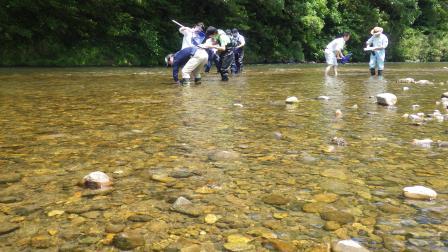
[0,63,448,251]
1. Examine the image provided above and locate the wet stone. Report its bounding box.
[128,214,152,222]
[14,204,41,216]
[105,223,125,233]
[31,235,54,249]
[262,194,290,205]
[320,211,354,224]
[0,173,22,184]
[112,232,145,250]
[0,196,23,203]
[0,223,20,235]
[262,238,296,252]
[169,169,195,178]
[171,196,201,217]
[208,150,240,162]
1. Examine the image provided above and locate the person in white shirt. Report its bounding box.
[366,27,389,76]
[231,28,246,74]
[324,32,350,76]
[179,22,205,49]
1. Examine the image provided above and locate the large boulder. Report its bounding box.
[376,93,397,106]
[403,186,437,200]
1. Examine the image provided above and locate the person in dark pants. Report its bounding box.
[205,26,235,81]
[231,28,246,74]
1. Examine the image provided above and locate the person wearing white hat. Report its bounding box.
[366,27,389,76]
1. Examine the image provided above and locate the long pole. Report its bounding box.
[171,20,184,27]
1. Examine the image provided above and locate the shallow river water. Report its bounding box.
[0,63,448,251]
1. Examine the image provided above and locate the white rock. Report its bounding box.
[403,87,410,91]
[83,171,112,189]
[402,113,409,118]
[285,96,299,104]
[408,114,422,121]
[412,139,433,148]
[376,93,397,106]
[403,186,437,200]
[397,78,415,83]
[415,80,434,85]
[412,105,420,110]
[333,240,370,252]
[317,96,331,100]
[442,92,448,98]
[233,103,244,108]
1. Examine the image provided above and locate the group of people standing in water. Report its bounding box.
[165,22,246,86]
[165,22,389,85]
[324,26,389,77]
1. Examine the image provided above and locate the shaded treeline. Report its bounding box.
[1,0,447,66]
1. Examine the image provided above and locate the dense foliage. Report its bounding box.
[0,0,447,66]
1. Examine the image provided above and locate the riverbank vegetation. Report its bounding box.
[1,0,447,66]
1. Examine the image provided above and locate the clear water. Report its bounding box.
[0,63,447,251]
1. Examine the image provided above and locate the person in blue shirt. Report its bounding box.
[165,46,209,85]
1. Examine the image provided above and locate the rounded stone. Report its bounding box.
[320,211,354,224]
[112,232,145,250]
[262,194,290,206]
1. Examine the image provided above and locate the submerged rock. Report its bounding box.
[317,96,331,100]
[262,194,290,206]
[112,232,145,250]
[415,80,434,85]
[0,173,22,184]
[0,223,20,236]
[171,196,201,217]
[403,186,437,200]
[376,93,397,106]
[208,150,240,162]
[330,137,347,146]
[285,96,299,104]
[320,211,354,224]
[412,139,433,148]
[333,240,370,252]
[397,78,415,83]
[82,171,112,189]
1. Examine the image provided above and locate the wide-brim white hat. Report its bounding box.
[371,27,383,35]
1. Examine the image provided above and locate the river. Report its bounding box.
[0,63,447,251]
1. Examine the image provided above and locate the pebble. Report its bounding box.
[204,214,218,224]
[262,238,297,252]
[262,194,290,205]
[151,174,176,183]
[105,224,125,233]
[48,210,65,217]
[403,186,437,200]
[112,232,145,250]
[0,223,20,236]
[403,86,410,91]
[128,214,152,222]
[0,173,22,184]
[317,96,331,100]
[208,150,240,161]
[320,211,354,224]
[171,197,201,217]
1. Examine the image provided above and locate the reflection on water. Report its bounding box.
[0,63,448,251]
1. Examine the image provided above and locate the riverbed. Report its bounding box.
[0,63,447,251]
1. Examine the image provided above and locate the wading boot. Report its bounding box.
[370,68,376,76]
[221,74,229,81]
[180,78,191,86]
[194,78,201,85]
[378,70,383,76]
